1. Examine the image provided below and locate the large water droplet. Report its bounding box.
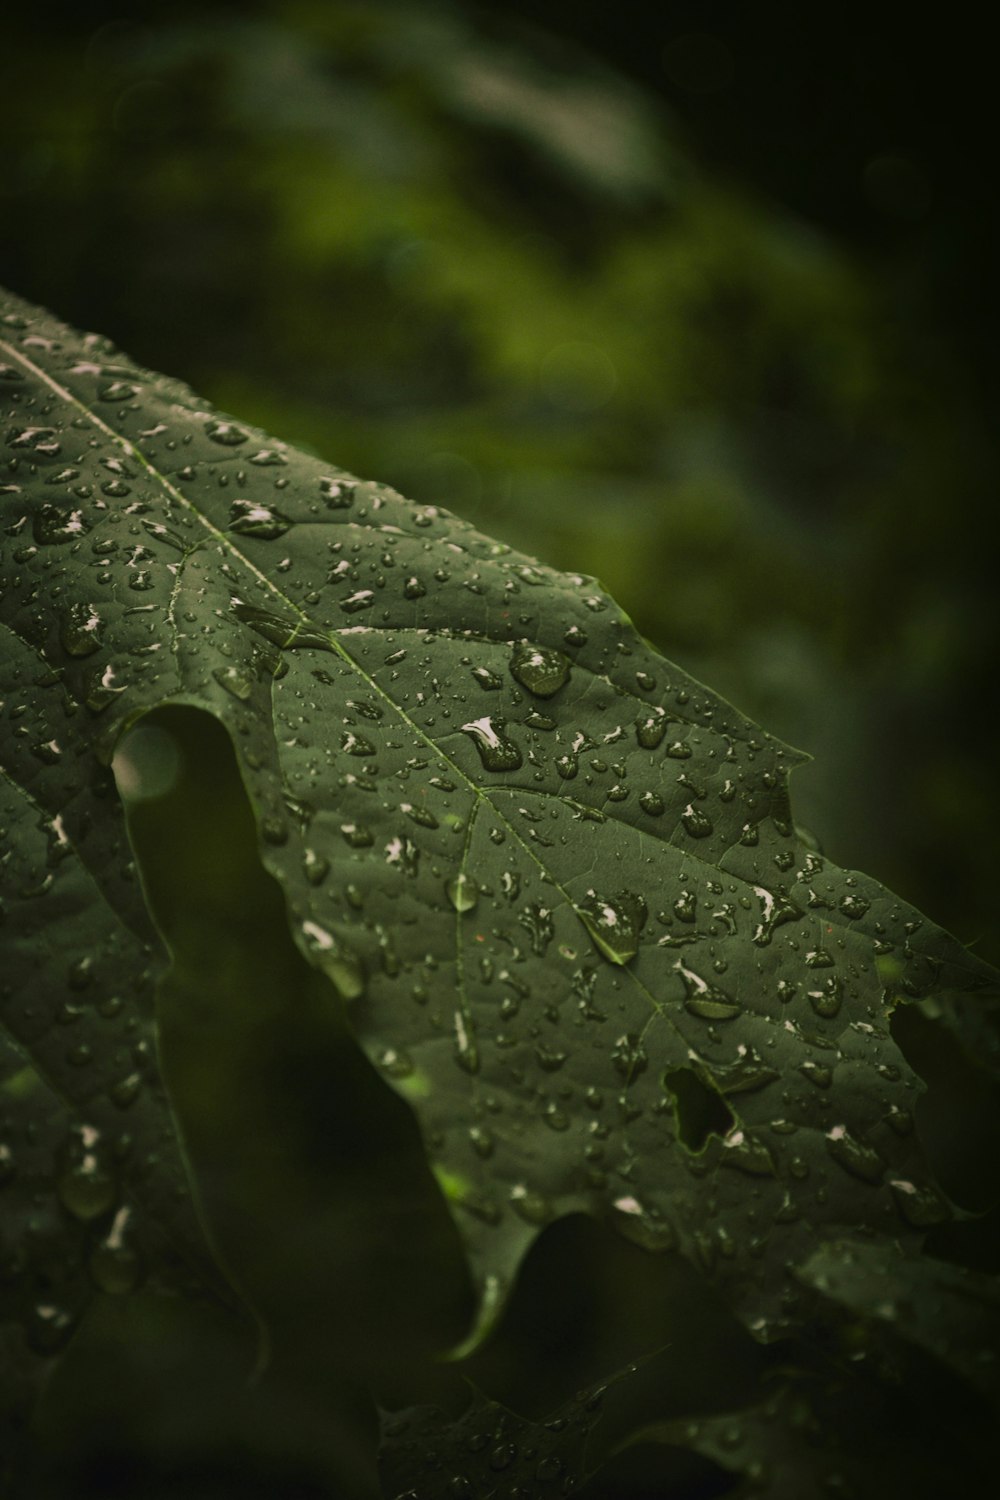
[460,716,523,772]
[510,642,571,698]
[205,419,248,445]
[752,886,802,946]
[301,921,364,1000]
[448,873,479,913]
[889,1178,950,1227]
[59,602,104,657]
[577,889,647,965]
[213,664,254,701]
[89,1206,142,1294]
[675,960,742,1020]
[228,499,292,540]
[681,805,713,839]
[826,1124,884,1183]
[319,476,355,508]
[33,504,90,544]
[56,1128,116,1220]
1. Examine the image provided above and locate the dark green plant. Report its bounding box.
[1,287,997,1498]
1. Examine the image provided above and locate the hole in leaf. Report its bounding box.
[663,1068,734,1151]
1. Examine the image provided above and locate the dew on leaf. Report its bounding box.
[342,729,376,756]
[58,602,104,657]
[33,504,90,544]
[509,641,571,698]
[611,1032,648,1080]
[303,848,330,886]
[681,805,713,839]
[636,708,668,748]
[448,873,479,913]
[228,499,292,540]
[56,1127,116,1220]
[889,1178,951,1227]
[752,887,802,946]
[808,978,844,1018]
[205,419,248,445]
[341,590,375,613]
[460,716,523,772]
[510,1184,551,1224]
[300,920,364,1000]
[212,665,254,701]
[577,889,647,965]
[675,960,742,1020]
[319,476,355,508]
[826,1124,884,1183]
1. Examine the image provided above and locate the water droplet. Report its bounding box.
[448,873,479,912]
[33,503,90,544]
[510,1184,551,1224]
[58,602,104,657]
[303,848,330,886]
[889,1178,950,1227]
[341,822,374,848]
[469,1125,495,1158]
[228,499,291,540]
[205,419,248,445]
[675,960,742,1020]
[611,1032,648,1080]
[26,1303,76,1356]
[319,476,355,508]
[470,666,503,690]
[453,1009,480,1074]
[341,590,375,613]
[89,1206,141,1294]
[805,948,835,968]
[826,1124,884,1183]
[460,716,523,772]
[56,1129,116,1220]
[213,664,254,701]
[519,901,554,956]
[702,1050,779,1095]
[98,380,139,402]
[403,576,427,599]
[636,708,668,748]
[720,1130,776,1175]
[752,887,802,946]
[379,1047,414,1079]
[577,889,647,965]
[301,921,364,1000]
[639,790,664,816]
[808,977,843,1018]
[799,1060,833,1089]
[510,642,571,698]
[342,729,376,756]
[681,805,713,839]
[839,894,871,919]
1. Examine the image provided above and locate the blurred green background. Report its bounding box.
[2,0,996,965]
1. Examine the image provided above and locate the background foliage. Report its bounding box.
[2,3,997,1496]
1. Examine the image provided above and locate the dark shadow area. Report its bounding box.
[663,1066,735,1150]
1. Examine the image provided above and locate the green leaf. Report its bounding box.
[1,283,995,1427]
[796,1236,1000,1399]
[378,1372,618,1500]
